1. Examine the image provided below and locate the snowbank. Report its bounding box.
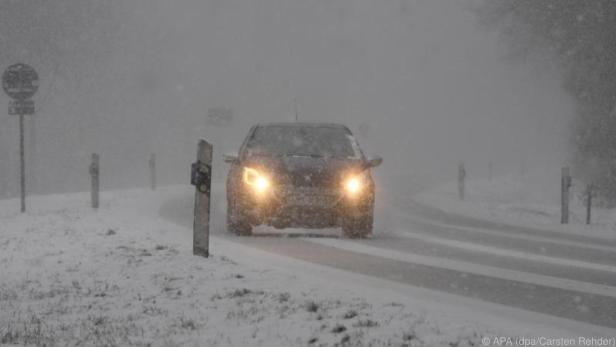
[413,168,616,239]
[0,188,492,346]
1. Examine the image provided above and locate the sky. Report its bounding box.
[0,0,575,196]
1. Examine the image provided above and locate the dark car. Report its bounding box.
[224,122,382,238]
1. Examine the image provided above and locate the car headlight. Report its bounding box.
[343,171,369,196]
[345,176,362,194]
[243,167,270,193]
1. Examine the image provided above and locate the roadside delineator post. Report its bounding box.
[488,160,493,182]
[191,140,212,258]
[586,183,593,225]
[149,153,156,191]
[458,161,466,201]
[561,166,571,224]
[520,159,527,177]
[90,153,100,209]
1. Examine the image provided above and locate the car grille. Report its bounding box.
[280,186,340,207]
[290,174,333,187]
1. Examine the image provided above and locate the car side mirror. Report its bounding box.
[223,153,239,164]
[365,156,383,168]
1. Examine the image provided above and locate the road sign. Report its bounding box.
[8,99,35,115]
[207,107,233,126]
[2,63,39,100]
[3,63,39,213]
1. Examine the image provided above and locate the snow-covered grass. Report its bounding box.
[0,188,491,346]
[413,167,616,238]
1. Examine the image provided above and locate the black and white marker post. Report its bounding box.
[561,166,572,224]
[191,140,213,258]
[90,153,100,209]
[458,161,466,201]
[149,153,156,191]
[2,63,39,213]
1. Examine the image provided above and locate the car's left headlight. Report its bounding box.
[243,167,271,194]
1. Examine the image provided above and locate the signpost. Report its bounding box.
[2,63,38,213]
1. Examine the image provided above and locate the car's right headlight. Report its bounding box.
[343,171,370,197]
[344,176,363,194]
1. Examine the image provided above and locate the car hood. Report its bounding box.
[243,155,365,188]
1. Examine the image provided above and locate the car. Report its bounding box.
[224,122,382,238]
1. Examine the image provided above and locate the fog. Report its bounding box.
[0,0,575,197]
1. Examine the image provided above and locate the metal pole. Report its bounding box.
[28,114,37,194]
[19,114,25,213]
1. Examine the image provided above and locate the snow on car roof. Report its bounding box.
[256,122,352,132]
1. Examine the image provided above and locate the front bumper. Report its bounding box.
[237,185,373,229]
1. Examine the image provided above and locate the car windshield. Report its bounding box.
[246,126,361,159]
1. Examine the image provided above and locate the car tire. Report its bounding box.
[226,201,253,236]
[342,210,373,239]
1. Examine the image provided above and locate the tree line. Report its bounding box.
[476,0,616,205]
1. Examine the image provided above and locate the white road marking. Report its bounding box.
[394,229,616,274]
[305,238,616,299]
[403,214,616,254]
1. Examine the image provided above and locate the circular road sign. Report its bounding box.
[2,63,39,100]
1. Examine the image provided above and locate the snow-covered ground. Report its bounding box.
[413,167,616,239]
[2,186,614,346]
[0,187,495,346]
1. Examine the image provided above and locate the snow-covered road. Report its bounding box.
[158,185,616,333]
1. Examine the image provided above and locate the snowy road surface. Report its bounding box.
[159,186,616,331]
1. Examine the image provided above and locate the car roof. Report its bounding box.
[255,122,351,131]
